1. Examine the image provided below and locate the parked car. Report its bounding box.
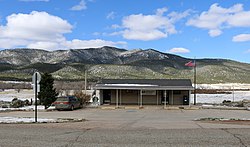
[54,96,81,111]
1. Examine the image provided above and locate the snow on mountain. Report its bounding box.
[0,46,250,83]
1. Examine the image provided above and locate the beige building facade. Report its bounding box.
[94,79,193,106]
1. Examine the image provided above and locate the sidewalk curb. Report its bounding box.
[202,106,247,110]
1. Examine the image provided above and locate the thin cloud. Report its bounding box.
[111,24,121,29]
[107,11,115,20]
[70,0,87,11]
[168,47,190,53]
[245,49,250,53]
[233,34,250,42]
[209,29,222,37]
[156,7,168,16]
[27,39,127,50]
[63,39,127,49]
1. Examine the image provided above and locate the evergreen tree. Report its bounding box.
[38,73,58,109]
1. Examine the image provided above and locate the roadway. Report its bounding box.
[0,108,250,146]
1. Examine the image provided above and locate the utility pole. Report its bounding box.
[84,69,87,94]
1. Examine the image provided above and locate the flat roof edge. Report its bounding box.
[93,86,194,90]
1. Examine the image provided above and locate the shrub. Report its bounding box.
[74,91,91,105]
[11,98,24,108]
[23,99,30,106]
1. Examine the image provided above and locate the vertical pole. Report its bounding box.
[156,90,158,105]
[194,58,197,105]
[84,70,87,94]
[171,90,174,105]
[119,89,121,106]
[116,89,118,108]
[35,73,37,123]
[189,90,191,107]
[164,90,166,108]
[138,90,140,106]
[140,90,142,108]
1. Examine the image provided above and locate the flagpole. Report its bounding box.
[185,59,197,105]
[194,58,196,105]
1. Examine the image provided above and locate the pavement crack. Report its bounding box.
[195,122,204,128]
[119,115,146,129]
[65,128,91,147]
[221,129,247,147]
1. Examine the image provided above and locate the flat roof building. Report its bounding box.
[94,79,193,107]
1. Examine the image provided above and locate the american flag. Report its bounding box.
[185,61,195,67]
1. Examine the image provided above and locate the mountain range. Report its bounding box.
[0,46,250,83]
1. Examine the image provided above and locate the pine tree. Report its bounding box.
[38,73,58,109]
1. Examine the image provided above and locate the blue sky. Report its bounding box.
[0,0,250,63]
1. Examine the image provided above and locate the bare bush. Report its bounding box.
[74,91,91,105]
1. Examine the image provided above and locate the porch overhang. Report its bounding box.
[94,84,194,90]
[94,79,194,106]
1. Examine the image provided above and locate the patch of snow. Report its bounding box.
[0,105,45,112]
[190,91,250,104]
[104,84,158,86]
[159,54,168,59]
[119,49,141,57]
[0,117,56,123]
[0,81,31,84]
[201,104,213,107]
[197,83,250,89]
[0,89,33,102]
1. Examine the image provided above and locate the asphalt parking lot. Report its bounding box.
[1,108,250,129]
[1,108,250,146]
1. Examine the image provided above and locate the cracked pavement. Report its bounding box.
[0,108,250,146]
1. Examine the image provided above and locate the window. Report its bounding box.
[173,90,181,95]
[126,90,135,93]
[142,90,156,95]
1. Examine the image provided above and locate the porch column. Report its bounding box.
[138,90,140,106]
[156,90,158,105]
[171,90,174,105]
[189,90,191,107]
[119,89,122,106]
[99,90,103,105]
[116,89,119,108]
[164,90,167,108]
[140,89,142,108]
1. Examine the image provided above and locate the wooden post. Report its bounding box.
[116,89,118,108]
